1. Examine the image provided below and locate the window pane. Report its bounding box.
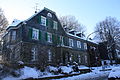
[53,21,58,30]
[41,16,46,26]
[48,50,52,62]
[47,32,52,43]
[77,41,81,48]
[32,28,39,40]
[11,31,16,40]
[69,38,73,47]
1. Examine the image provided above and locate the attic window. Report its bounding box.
[47,13,52,18]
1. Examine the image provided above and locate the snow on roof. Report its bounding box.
[9,19,22,26]
[68,29,75,32]
[6,19,22,30]
[67,32,86,41]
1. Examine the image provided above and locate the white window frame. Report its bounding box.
[47,32,52,43]
[53,21,58,30]
[84,43,87,50]
[0,55,2,61]
[69,38,74,47]
[60,36,64,46]
[77,41,81,48]
[32,28,39,40]
[85,55,87,63]
[11,31,16,40]
[31,47,37,61]
[41,16,46,26]
[78,55,81,63]
[48,50,52,62]
[69,53,73,62]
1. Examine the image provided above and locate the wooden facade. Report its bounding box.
[2,8,99,68]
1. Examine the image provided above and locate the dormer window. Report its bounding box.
[41,16,46,26]
[47,13,52,18]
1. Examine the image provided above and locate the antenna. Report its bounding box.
[35,3,39,13]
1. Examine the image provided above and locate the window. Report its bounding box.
[84,43,87,50]
[85,55,87,63]
[53,21,58,30]
[77,41,81,48]
[32,28,39,40]
[48,50,52,62]
[47,32,52,43]
[69,38,74,47]
[31,47,37,61]
[47,13,52,18]
[41,16,46,26]
[60,36,64,45]
[78,55,81,63]
[0,55,2,61]
[69,53,73,62]
[11,31,16,40]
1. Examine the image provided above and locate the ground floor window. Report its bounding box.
[48,50,52,62]
[0,55,2,61]
[31,47,37,61]
[78,55,81,63]
[69,53,73,62]
[85,55,87,63]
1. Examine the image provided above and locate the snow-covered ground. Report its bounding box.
[108,66,120,78]
[2,64,120,80]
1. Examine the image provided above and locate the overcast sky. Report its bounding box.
[0,0,120,36]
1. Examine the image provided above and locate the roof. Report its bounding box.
[6,19,22,30]
[25,7,55,22]
[6,7,54,30]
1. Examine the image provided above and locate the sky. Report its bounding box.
[0,0,120,36]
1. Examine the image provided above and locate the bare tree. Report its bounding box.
[95,16,120,64]
[59,15,86,37]
[0,8,9,38]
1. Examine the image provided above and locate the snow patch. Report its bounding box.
[9,19,22,26]
[59,66,73,74]
[108,67,120,78]
[20,66,40,79]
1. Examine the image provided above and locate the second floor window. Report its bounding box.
[32,28,39,40]
[53,21,58,30]
[69,38,73,47]
[77,41,81,48]
[41,16,46,26]
[47,32,52,43]
[11,31,16,40]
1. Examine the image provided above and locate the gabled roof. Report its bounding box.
[6,7,55,30]
[25,7,56,22]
